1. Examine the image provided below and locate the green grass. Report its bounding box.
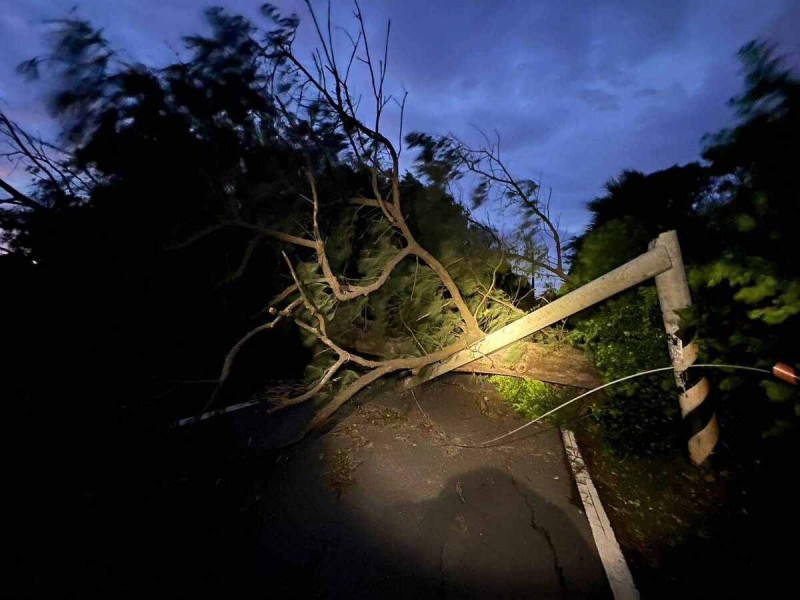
[490,376,574,426]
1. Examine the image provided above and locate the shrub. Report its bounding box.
[490,376,573,426]
[568,287,682,456]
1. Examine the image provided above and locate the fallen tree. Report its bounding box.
[448,342,601,389]
[344,334,601,389]
[99,1,596,439]
[3,2,586,436]
[191,2,587,435]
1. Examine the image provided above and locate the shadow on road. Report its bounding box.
[15,380,610,599]
[254,465,608,599]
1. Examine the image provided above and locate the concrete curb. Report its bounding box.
[561,428,639,600]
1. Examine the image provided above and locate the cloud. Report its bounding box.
[634,87,661,99]
[2,0,799,236]
[576,88,621,112]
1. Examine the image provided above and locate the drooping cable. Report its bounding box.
[456,363,776,448]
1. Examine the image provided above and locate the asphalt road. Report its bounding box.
[245,375,612,599]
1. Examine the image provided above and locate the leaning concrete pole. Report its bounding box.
[650,231,717,465]
[407,244,673,387]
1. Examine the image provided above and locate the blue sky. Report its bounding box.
[2,0,799,236]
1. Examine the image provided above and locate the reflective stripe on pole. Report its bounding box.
[650,231,717,465]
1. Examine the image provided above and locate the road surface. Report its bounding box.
[237,375,613,598]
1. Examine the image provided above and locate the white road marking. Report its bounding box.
[561,428,639,600]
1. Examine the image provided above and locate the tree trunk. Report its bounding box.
[346,334,601,389]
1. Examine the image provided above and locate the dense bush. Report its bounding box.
[566,41,800,458]
[567,288,681,454]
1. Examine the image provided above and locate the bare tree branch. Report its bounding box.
[0,176,43,211]
[202,1,491,429]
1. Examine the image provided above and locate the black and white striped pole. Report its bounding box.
[650,231,717,465]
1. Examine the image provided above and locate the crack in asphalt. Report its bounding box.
[438,544,446,598]
[511,475,567,598]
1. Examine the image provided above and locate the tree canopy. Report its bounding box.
[1,4,553,446]
[567,40,800,454]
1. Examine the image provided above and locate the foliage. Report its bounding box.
[568,288,680,455]
[1,4,542,435]
[406,132,569,284]
[489,376,573,427]
[563,164,705,455]
[685,40,800,441]
[279,174,528,376]
[1,9,330,418]
[567,40,800,457]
